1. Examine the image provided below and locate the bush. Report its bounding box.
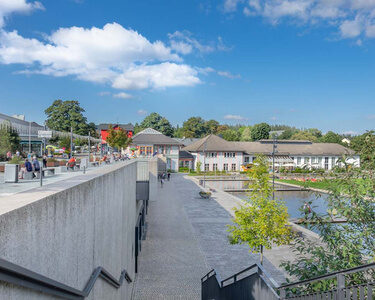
[179,167,190,173]
[9,156,23,164]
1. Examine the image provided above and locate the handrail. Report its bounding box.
[0,257,132,299]
[279,262,375,289]
[221,264,258,286]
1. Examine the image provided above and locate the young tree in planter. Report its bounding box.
[0,123,21,158]
[228,155,292,264]
[106,128,131,151]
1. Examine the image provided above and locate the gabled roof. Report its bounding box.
[182,134,239,152]
[174,137,200,146]
[183,134,356,156]
[132,128,181,145]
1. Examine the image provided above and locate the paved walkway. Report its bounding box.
[133,174,285,299]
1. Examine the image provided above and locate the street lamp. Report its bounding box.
[203,139,207,188]
[272,136,278,200]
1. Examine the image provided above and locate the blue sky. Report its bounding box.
[0,0,374,134]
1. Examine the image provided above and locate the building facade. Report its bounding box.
[0,113,44,155]
[182,135,360,172]
[129,128,182,172]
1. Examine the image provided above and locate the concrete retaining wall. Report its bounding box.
[0,159,153,299]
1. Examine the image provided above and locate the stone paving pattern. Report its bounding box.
[133,174,286,299]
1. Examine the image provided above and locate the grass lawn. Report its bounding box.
[276,179,335,190]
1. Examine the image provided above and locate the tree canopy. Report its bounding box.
[139,112,174,136]
[0,123,20,158]
[45,100,91,135]
[250,123,271,141]
[106,128,132,150]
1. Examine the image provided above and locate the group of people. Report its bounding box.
[19,156,41,179]
[159,171,171,187]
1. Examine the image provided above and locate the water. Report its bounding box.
[229,191,329,219]
[206,180,328,219]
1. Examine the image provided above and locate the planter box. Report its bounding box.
[0,163,5,172]
[59,161,67,166]
[4,164,19,183]
[47,162,59,167]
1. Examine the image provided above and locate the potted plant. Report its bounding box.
[199,191,211,199]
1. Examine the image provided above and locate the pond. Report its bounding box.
[206,180,329,219]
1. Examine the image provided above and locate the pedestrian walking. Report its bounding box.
[167,171,171,181]
[160,177,164,188]
[6,151,12,161]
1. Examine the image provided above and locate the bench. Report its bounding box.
[90,161,99,167]
[42,168,55,176]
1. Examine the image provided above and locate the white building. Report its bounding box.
[129,128,182,172]
[182,135,360,172]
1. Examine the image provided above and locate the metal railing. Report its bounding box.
[279,262,375,300]
[201,263,280,300]
[0,257,132,299]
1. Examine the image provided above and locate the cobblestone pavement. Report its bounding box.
[132,175,210,300]
[133,174,286,300]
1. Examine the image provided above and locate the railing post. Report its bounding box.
[337,273,345,300]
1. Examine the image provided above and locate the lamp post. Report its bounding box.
[70,126,73,159]
[88,131,91,164]
[272,136,278,200]
[203,139,207,188]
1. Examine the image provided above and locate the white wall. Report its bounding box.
[0,160,154,299]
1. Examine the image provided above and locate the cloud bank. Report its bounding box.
[224,0,375,41]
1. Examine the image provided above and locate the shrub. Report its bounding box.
[9,156,23,164]
[179,167,190,173]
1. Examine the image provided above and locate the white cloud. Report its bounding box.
[137,109,148,115]
[98,91,110,96]
[224,0,375,41]
[0,23,202,91]
[223,0,244,12]
[0,0,43,27]
[168,31,230,54]
[217,70,241,79]
[113,92,133,99]
[112,62,200,90]
[224,114,247,120]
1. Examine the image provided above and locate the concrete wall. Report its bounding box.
[0,160,152,299]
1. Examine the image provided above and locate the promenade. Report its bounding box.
[133,174,285,300]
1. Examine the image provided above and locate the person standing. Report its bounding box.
[167,171,171,181]
[42,154,47,168]
[6,151,12,161]
[32,156,41,178]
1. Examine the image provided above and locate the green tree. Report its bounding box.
[250,123,271,141]
[0,123,20,158]
[290,130,319,142]
[58,136,71,154]
[181,117,207,138]
[281,168,375,291]
[45,100,91,135]
[139,113,174,136]
[278,128,298,140]
[240,126,252,141]
[228,155,292,264]
[221,129,240,141]
[106,128,132,150]
[350,131,375,169]
[307,128,323,139]
[205,119,219,134]
[320,131,342,144]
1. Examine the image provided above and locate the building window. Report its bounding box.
[205,164,209,172]
[223,163,228,171]
[311,157,316,164]
[231,164,236,171]
[244,157,250,163]
[233,153,236,158]
[213,163,218,171]
[297,157,302,165]
[304,157,310,164]
[324,157,329,170]
[140,146,145,155]
[146,146,152,156]
[331,157,336,167]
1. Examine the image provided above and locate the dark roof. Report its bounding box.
[132,128,181,145]
[97,123,134,131]
[183,134,356,156]
[0,113,43,128]
[174,137,200,146]
[179,150,194,159]
[182,134,238,152]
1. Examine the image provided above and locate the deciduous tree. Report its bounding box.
[250,123,271,141]
[228,155,292,264]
